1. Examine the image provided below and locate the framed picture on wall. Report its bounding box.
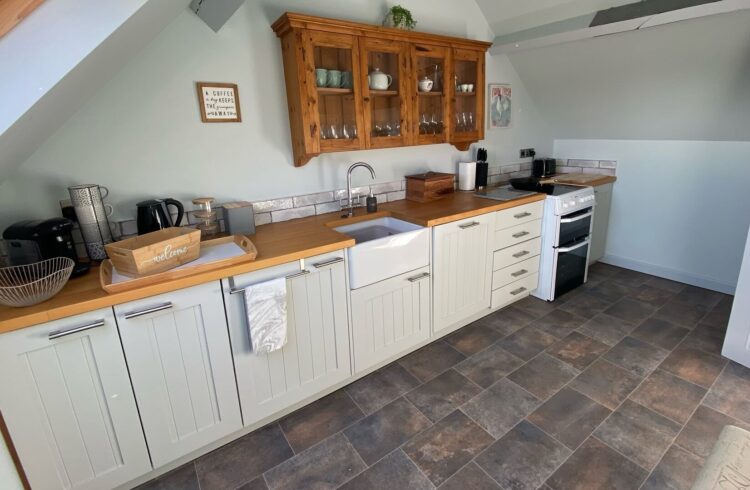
[196,82,242,122]
[488,83,511,129]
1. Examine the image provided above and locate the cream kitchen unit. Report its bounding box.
[0,199,545,490]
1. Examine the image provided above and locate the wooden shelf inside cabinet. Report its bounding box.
[317,87,354,95]
[418,92,443,97]
[369,90,399,96]
[456,92,476,97]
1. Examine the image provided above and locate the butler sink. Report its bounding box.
[335,217,430,289]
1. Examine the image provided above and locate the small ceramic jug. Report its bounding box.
[368,68,392,90]
[418,76,434,92]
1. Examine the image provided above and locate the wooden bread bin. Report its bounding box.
[406,172,455,202]
[104,228,201,278]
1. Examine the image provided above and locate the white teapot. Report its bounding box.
[418,76,434,92]
[368,68,393,90]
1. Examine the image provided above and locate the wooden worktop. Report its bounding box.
[548,173,617,187]
[0,191,545,333]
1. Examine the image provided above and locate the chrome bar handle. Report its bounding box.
[459,221,480,229]
[512,250,530,258]
[312,257,344,269]
[513,212,532,219]
[512,231,530,239]
[229,269,311,295]
[510,286,527,296]
[407,272,431,283]
[556,240,590,253]
[560,212,593,224]
[124,302,174,320]
[511,269,528,278]
[48,319,105,340]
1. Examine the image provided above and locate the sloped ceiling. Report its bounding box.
[0,0,189,184]
[506,9,750,141]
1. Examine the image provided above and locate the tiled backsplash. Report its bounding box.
[555,159,617,176]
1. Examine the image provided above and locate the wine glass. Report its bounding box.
[342,124,350,139]
[419,114,428,134]
[328,124,339,139]
[429,114,438,134]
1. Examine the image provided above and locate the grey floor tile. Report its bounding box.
[138,463,199,490]
[631,317,689,350]
[445,322,502,356]
[672,285,725,309]
[588,262,622,277]
[603,336,669,377]
[507,353,579,400]
[343,397,431,465]
[481,305,540,337]
[236,477,268,490]
[508,296,558,320]
[195,424,293,490]
[545,331,610,371]
[528,387,611,449]
[612,268,651,288]
[338,450,433,490]
[680,324,726,356]
[641,445,705,490]
[627,284,675,307]
[593,399,681,470]
[398,341,466,382]
[675,405,748,459]
[438,462,500,489]
[577,313,636,346]
[531,309,588,339]
[455,343,525,388]
[406,369,482,422]
[588,280,637,303]
[475,420,570,490]
[558,293,612,319]
[403,410,493,486]
[461,378,541,438]
[546,437,648,490]
[630,369,706,424]
[498,325,558,361]
[703,361,750,424]
[279,390,364,452]
[264,433,366,489]
[345,363,420,415]
[645,276,686,294]
[654,300,709,328]
[659,346,727,388]
[569,359,642,410]
[604,298,658,324]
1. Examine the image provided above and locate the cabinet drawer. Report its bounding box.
[492,256,540,290]
[491,273,539,309]
[494,219,542,250]
[493,237,542,271]
[495,201,543,231]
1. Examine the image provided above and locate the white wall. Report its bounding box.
[0,0,551,227]
[555,139,750,293]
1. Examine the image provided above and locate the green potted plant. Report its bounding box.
[383,5,417,30]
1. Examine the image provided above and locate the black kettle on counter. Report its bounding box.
[136,198,184,235]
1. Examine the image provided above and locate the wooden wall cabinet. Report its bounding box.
[273,13,491,166]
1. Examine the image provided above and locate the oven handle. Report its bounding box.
[556,239,590,253]
[560,211,593,223]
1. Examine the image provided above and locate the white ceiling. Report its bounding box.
[474,0,634,36]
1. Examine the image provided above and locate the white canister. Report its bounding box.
[458,162,477,191]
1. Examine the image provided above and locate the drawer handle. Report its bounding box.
[512,231,530,239]
[124,302,174,320]
[229,270,311,295]
[514,212,532,219]
[48,319,105,340]
[511,269,528,277]
[312,257,344,269]
[407,272,430,283]
[510,286,527,296]
[512,250,530,258]
[459,221,480,229]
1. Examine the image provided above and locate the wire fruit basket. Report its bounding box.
[0,257,75,307]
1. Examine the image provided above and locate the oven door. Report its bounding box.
[558,207,593,246]
[554,238,590,298]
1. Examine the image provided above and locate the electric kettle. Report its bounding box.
[136,198,184,235]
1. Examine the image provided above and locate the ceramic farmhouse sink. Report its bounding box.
[335,217,430,289]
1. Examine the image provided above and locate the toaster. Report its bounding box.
[532,158,556,178]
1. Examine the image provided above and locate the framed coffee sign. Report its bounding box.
[196,82,241,122]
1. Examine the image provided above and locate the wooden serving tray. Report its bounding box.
[100,235,257,293]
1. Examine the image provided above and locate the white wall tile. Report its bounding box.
[598,160,618,169]
[556,166,582,174]
[254,212,271,226]
[370,181,402,194]
[315,201,340,215]
[567,159,599,168]
[387,190,405,201]
[271,205,315,222]
[253,198,293,213]
[293,191,334,207]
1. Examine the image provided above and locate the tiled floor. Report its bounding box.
[138,263,748,490]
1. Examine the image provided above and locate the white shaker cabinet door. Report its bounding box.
[432,213,493,334]
[224,252,352,427]
[114,281,241,468]
[350,266,431,374]
[0,308,151,490]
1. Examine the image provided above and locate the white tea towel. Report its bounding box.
[243,277,288,354]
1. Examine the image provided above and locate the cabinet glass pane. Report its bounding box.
[314,46,358,141]
[453,59,477,134]
[367,51,401,138]
[416,56,445,136]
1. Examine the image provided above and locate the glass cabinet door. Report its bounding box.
[451,48,485,147]
[307,31,365,153]
[360,39,410,148]
[412,44,450,145]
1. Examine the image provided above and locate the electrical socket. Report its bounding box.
[519,148,535,158]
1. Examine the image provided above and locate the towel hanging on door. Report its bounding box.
[243,277,288,354]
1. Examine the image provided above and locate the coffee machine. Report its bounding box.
[3,218,90,276]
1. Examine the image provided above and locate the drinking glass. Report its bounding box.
[342,124,350,139]
[392,121,401,136]
[420,114,428,134]
[328,124,339,139]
